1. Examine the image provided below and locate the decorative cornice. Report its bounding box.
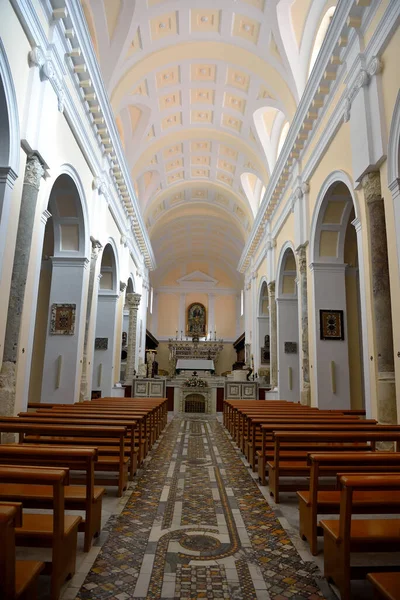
[0,166,18,187]
[51,256,89,268]
[237,0,376,273]
[15,0,156,270]
[40,209,52,225]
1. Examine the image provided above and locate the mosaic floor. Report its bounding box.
[75,415,330,600]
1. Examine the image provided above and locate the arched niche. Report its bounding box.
[310,175,367,412]
[256,279,270,376]
[120,275,135,381]
[0,40,20,279]
[276,245,300,402]
[28,173,88,405]
[92,241,120,397]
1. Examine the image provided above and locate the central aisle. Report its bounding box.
[76,415,328,600]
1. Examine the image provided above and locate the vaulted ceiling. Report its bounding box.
[81,0,335,281]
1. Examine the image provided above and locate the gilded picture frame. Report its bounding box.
[50,303,76,335]
[319,309,344,341]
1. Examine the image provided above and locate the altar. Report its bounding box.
[167,337,225,413]
[176,359,215,374]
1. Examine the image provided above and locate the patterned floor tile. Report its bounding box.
[75,415,328,600]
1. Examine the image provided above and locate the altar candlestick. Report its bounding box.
[180,330,183,340]
[209,331,212,341]
[214,330,217,341]
[176,330,178,340]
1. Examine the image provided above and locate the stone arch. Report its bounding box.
[99,240,119,294]
[0,39,20,277]
[310,170,360,264]
[387,89,400,276]
[44,170,89,259]
[0,39,19,172]
[276,243,300,402]
[28,172,89,405]
[309,172,368,412]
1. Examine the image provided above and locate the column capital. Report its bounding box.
[268,281,275,296]
[126,292,141,310]
[24,155,45,190]
[90,236,102,260]
[361,171,381,204]
[296,244,308,274]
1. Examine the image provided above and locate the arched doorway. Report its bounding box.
[276,246,300,401]
[91,242,119,397]
[28,174,88,404]
[257,281,270,381]
[310,177,365,410]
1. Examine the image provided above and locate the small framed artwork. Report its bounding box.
[284,342,297,354]
[320,309,344,341]
[50,303,76,335]
[95,337,108,350]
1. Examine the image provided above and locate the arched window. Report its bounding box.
[241,173,266,217]
[308,6,336,77]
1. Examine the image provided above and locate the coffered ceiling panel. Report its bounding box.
[82,0,329,277]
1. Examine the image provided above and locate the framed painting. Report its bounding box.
[187,302,206,336]
[95,337,108,350]
[320,309,344,340]
[50,303,76,335]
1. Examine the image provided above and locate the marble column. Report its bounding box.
[361,171,397,424]
[79,238,102,401]
[125,293,141,382]
[296,245,311,405]
[0,154,44,418]
[268,281,278,388]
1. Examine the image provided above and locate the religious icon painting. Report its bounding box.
[187,302,206,336]
[50,303,76,335]
[319,309,344,340]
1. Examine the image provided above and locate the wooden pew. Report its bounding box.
[267,428,400,501]
[0,466,81,600]
[257,422,379,485]
[367,572,400,600]
[246,415,370,471]
[321,474,400,600]
[297,452,400,555]
[14,413,139,479]
[0,422,129,497]
[0,502,44,600]
[0,445,104,552]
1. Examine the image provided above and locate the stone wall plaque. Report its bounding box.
[95,337,108,350]
[50,303,76,335]
[284,342,297,354]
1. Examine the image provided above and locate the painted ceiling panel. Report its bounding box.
[83,0,332,276]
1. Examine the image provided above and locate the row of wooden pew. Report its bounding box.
[223,399,400,600]
[0,396,168,600]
